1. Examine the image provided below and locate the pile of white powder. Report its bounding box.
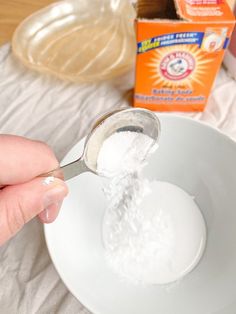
[96,131,175,284]
[97,130,206,285]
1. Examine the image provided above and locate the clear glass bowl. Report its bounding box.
[12,0,136,83]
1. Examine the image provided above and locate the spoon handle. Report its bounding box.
[42,158,89,181]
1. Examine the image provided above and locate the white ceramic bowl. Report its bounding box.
[45,114,236,314]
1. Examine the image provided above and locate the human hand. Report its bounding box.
[0,135,68,245]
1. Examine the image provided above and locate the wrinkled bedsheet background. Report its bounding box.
[0,43,236,314]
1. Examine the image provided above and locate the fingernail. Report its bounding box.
[41,177,68,223]
[39,201,63,223]
[43,184,66,207]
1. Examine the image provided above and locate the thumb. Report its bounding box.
[0,176,68,245]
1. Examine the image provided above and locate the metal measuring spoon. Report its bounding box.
[44,108,161,180]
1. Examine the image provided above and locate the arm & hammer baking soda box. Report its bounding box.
[134,0,235,111]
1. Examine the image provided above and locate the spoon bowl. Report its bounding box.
[47,108,161,180]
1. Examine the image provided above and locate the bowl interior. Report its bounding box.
[45,114,236,314]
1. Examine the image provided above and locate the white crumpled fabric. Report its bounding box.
[0,43,236,314]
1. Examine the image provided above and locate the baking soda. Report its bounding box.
[97,131,155,177]
[98,131,206,285]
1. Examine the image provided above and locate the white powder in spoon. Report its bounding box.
[98,131,206,285]
[96,131,155,177]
